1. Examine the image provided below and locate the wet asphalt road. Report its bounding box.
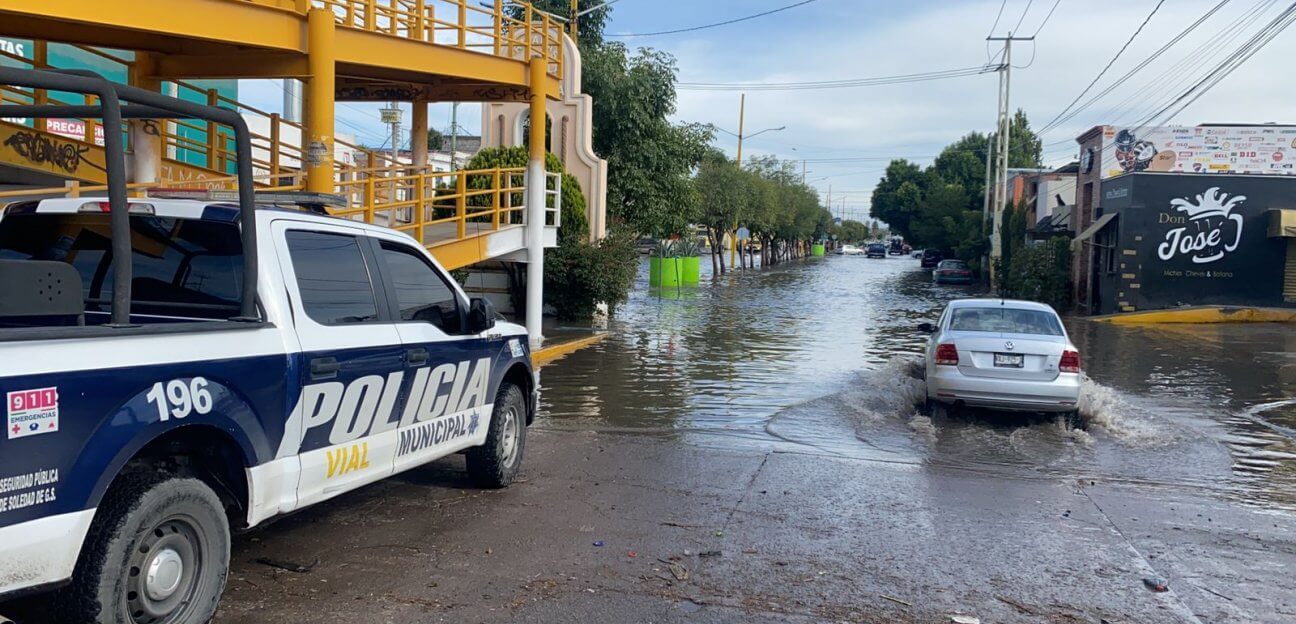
[7,254,1296,623]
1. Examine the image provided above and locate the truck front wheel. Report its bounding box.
[466,383,527,488]
[58,472,230,624]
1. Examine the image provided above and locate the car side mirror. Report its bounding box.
[917,322,936,334]
[467,297,496,334]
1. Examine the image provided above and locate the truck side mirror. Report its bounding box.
[467,297,496,334]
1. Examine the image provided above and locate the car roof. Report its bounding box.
[946,298,1057,313]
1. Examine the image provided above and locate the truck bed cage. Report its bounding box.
[0,67,258,324]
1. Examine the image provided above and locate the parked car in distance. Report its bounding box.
[920,250,944,268]
[839,244,864,255]
[933,259,973,284]
[866,243,887,258]
[912,249,924,259]
[920,299,1081,422]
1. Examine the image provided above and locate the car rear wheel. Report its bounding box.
[466,383,528,488]
[57,471,229,624]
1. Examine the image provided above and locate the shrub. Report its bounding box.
[1001,236,1072,310]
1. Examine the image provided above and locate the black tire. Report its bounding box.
[466,383,527,488]
[56,471,230,624]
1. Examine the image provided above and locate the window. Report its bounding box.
[949,307,1063,336]
[378,241,461,333]
[285,230,379,325]
[0,213,243,320]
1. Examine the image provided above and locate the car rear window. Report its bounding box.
[0,212,243,321]
[949,307,1063,336]
[939,260,968,269]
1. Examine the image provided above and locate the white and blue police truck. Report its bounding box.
[0,68,535,624]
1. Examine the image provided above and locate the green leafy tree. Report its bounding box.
[426,127,445,151]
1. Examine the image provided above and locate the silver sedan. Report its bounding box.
[920,298,1081,419]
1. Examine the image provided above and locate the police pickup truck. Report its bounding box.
[0,68,534,624]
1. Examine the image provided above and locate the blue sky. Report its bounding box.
[240,0,1296,222]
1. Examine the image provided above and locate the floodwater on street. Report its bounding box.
[541,253,1296,513]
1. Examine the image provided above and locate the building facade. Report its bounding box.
[1071,123,1296,312]
[1087,173,1296,314]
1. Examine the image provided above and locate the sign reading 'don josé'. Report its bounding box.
[1099,125,1296,180]
[1121,175,1290,309]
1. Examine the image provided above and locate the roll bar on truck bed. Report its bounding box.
[0,66,259,324]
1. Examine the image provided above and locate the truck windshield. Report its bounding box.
[0,212,243,322]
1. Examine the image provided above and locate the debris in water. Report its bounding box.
[627,551,637,558]
[698,550,722,558]
[880,594,912,607]
[950,616,980,624]
[254,557,317,573]
[1143,577,1169,592]
[592,540,605,548]
[669,562,690,581]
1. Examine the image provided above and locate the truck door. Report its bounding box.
[369,236,498,474]
[272,220,404,508]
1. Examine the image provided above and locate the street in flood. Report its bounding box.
[202,256,1291,622]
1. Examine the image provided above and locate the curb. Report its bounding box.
[1090,305,1296,324]
[533,333,608,368]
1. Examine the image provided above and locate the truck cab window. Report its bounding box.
[0,213,242,322]
[378,240,462,333]
[285,230,379,325]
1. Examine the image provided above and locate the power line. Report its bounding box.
[1038,0,1230,137]
[608,0,818,38]
[986,0,1009,60]
[678,66,996,91]
[1032,0,1063,36]
[1012,0,1036,33]
[1037,0,1166,135]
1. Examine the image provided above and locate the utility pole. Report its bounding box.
[379,102,403,166]
[986,33,1032,280]
[570,0,579,38]
[732,93,745,269]
[449,102,459,171]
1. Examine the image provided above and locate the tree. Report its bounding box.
[426,127,445,151]
[513,0,611,49]
[870,111,1044,270]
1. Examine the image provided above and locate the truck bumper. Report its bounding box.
[0,509,94,598]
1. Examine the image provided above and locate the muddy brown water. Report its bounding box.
[540,255,1296,512]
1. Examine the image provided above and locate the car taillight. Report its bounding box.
[935,343,959,366]
[1060,350,1081,373]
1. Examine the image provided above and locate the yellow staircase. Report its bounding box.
[0,0,565,269]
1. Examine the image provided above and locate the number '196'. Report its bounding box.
[145,377,214,422]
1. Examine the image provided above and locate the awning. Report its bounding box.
[1072,212,1117,250]
[1268,208,1296,238]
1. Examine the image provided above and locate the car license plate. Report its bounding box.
[994,353,1024,368]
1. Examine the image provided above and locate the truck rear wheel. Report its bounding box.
[466,383,527,488]
[57,472,230,624]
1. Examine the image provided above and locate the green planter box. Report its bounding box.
[811,244,826,257]
[680,256,701,285]
[649,257,682,287]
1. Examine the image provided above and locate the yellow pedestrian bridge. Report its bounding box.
[0,0,576,270]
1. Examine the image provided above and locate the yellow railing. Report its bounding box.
[332,164,528,244]
[311,0,563,79]
[0,164,561,251]
[0,44,388,181]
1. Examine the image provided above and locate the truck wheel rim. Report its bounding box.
[127,515,204,623]
[500,404,521,466]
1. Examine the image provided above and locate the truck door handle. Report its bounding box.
[310,357,340,380]
[406,347,429,367]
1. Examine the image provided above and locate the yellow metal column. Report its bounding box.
[128,52,163,183]
[410,98,428,167]
[305,8,336,194]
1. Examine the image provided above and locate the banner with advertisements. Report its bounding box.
[1099,125,1296,179]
